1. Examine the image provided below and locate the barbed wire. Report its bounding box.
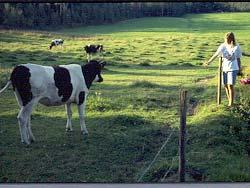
[136,128,175,182]
[161,132,192,182]
[160,151,179,182]
[136,124,191,183]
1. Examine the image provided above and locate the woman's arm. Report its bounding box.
[204,53,219,66]
[237,58,242,76]
[204,44,222,66]
[207,53,219,64]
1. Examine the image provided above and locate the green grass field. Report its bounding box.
[0,12,249,183]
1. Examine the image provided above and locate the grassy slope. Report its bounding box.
[0,13,249,182]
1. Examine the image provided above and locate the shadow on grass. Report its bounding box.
[0,49,87,68]
[104,63,217,75]
[188,106,249,156]
[104,68,195,78]
[0,112,177,183]
[0,33,40,44]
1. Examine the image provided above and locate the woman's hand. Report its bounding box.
[237,68,243,76]
[203,61,209,67]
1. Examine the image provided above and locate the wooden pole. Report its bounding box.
[179,90,187,182]
[217,57,222,105]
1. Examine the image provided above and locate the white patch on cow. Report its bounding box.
[22,64,62,106]
[20,63,89,107]
[52,39,63,45]
[94,74,100,82]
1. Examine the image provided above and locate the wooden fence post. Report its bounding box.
[179,90,187,182]
[217,57,222,105]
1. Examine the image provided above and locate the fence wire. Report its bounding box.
[136,129,175,182]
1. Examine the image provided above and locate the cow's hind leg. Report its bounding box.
[65,103,73,132]
[14,91,26,143]
[77,104,88,135]
[17,99,37,145]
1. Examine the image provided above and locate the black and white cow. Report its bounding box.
[49,39,64,50]
[84,44,104,62]
[0,60,106,145]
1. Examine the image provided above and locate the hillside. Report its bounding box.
[0,13,249,182]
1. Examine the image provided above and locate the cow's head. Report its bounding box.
[82,60,106,89]
[97,44,104,52]
[95,61,106,83]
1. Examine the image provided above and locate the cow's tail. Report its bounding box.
[0,81,12,94]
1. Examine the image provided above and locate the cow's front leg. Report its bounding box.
[65,103,73,132]
[77,104,88,135]
[87,54,90,62]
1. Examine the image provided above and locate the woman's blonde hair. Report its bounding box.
[225,32,236,46]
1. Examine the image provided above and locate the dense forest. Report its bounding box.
[1,2,250,29]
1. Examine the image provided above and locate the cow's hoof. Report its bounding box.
[82,132,88,141]
[21,139,31,145]
[22,141,31,146]
[29,136,36,143]
[81,131,88,135]
[65,128,73,132]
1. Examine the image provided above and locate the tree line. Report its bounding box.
[1,2,250,29]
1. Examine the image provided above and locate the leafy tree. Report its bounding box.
[1,2,250,29]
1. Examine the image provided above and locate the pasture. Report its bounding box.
[0,13,250,182]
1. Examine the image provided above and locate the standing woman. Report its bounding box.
[205,32,242,107]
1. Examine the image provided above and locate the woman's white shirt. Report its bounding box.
[215,43,242,72]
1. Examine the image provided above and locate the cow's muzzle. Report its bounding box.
[98,77,103,82]
[97,74,103,82]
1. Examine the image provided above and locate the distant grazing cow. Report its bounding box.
[84,44,104,62]
[49,39,64,50]
[0,60,106,145]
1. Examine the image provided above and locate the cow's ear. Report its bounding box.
[100,61,106,68]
